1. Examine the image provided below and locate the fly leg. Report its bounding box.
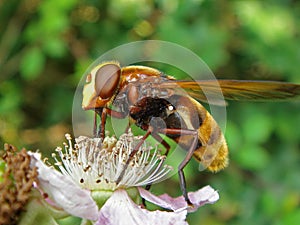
[158,128,198,206]
[93,108,103,137]
[94,107,128,139]
[141,184,152,208]
[99,108,107,139]
[141,132,171,207]
[116,129,152,185]
[93,111,98,137]
[151,132,171,156]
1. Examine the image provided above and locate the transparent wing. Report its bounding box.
[158,80,300,103]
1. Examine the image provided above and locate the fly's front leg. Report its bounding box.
[93,108,103,138]
[99,108,107,139]
[95,107,128,139]
[93,111,98,137]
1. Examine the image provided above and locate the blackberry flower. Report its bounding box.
[29,130,219,225]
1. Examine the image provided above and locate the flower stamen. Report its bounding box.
[52,130,173,191]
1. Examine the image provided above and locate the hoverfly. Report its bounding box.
[82,61,300,204]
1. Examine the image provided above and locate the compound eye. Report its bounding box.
[95,63,121,99]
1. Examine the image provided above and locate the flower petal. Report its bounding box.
[138,185,219,212]
[96,189,188,225]
[28,152,99,221]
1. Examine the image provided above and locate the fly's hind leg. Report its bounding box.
[178,130,198,206]
[158,128,199,206]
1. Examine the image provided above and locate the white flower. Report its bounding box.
[29,130,220,225]
[96,187,219,225]
[29,152,99,221]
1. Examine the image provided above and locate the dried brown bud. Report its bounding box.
[0,144,38,225]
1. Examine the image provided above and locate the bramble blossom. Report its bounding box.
[28,130,219,225]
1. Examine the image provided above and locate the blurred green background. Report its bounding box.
[0,0,299,224]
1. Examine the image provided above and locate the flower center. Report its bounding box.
[52,130,172,191]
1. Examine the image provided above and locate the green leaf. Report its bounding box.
[241,106,273,144]
[20,47,45,80]
[260,191,280,217]
[225,121,243,153]
[234,144,270,171]
[43,37,67,58]
[283,209,300,225]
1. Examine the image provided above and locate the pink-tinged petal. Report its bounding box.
[28,152,99,221]
[96,189,188,225]
[138,185,219,212]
